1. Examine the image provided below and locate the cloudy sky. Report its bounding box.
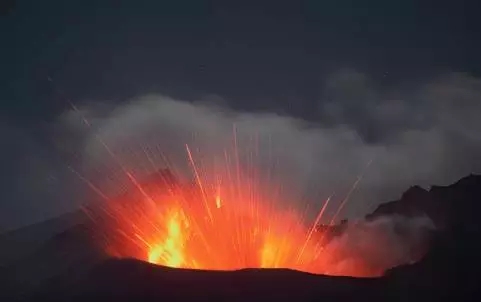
[1,1,480,230]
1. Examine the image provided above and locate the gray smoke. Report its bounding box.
[320,215,435,276]
[66,70,481,222]
[52,71,480,273]
[2,70,480,235]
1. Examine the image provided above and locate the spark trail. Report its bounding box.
[79,135,376,277]
[50,79,377,277]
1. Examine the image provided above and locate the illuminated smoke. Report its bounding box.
[63,95,438,277]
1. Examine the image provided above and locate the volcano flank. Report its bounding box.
[1,173,480,301]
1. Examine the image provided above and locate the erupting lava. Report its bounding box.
[84,144,373,277]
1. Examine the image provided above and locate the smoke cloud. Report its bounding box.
[45,70,477,273]
[67,71,481,222]
[320,215,435,276]
[2,70,481,234]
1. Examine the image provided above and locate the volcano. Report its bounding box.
[2,174,480,301]
[84,167,374,277]
[76,164,432,278]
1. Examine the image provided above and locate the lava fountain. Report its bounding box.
[81,139,373,277]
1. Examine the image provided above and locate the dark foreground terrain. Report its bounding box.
[1,174,481,301]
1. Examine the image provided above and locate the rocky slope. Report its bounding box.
[2,174,480,301]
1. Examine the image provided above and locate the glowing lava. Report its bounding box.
[84,144,374,277]
[147,209,187,267]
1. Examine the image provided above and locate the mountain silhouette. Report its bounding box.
[2,173,480,301]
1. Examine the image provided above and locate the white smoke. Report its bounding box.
[320,215,435,276]
[65,76,481,222]
[3,70,480,238]
[60,90,464,274]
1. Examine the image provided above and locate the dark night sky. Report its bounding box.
[1,0,481,230]
[2,1,480,121]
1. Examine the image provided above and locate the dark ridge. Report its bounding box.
[35,258,384,302]
[4,173,481,301]
[366,174,481,231]
[0,210,86,267]
[366,185,433,220]
[385,174,481,300]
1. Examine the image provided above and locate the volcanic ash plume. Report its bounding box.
[318,215,435,276]
[65,95,436,277]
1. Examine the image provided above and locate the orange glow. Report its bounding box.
[147,209,187,267]
[215,195,222,209]
[86,144,377,277]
